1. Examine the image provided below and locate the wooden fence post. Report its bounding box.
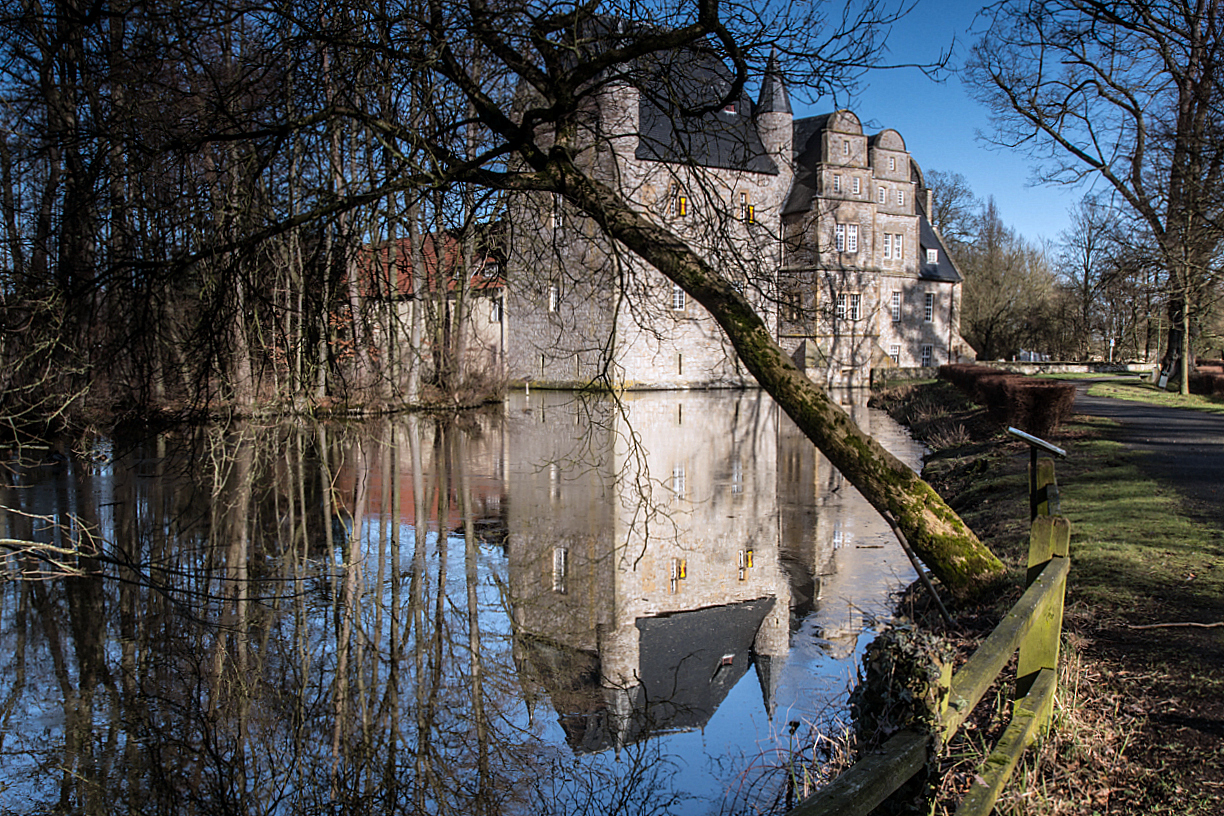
[1016,509,1070,724]
[787,456,1073,816]
[1033,456,1060,519]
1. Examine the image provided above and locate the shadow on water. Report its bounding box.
[0,390,923,815]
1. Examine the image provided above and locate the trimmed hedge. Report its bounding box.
[939,364,1076,438]
[1189,365,1224,397]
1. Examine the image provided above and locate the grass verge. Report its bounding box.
[1085,379,1224,415]
[872,381,1224,815]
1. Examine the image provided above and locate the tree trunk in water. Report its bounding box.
[556,165,1005,599]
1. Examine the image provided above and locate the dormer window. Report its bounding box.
[927,248,939,265]
[723,102,737,114]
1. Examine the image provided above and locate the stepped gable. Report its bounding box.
[782,112,840,215]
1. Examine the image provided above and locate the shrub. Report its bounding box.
[938,365,1075,437]
[1008,378,1077,437]
[938,364,997,396]
[1189,369,1224,397]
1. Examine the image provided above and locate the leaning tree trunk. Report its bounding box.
[554,163,1005,599]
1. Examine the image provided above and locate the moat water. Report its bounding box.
[0,390,924,815]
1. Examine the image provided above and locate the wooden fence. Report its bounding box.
[789,458,1070,816]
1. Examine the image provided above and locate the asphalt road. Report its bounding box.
[1074,381,1224,527]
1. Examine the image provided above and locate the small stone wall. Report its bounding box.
[974,361,1154,376]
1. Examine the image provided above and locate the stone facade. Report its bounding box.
[506,54,970,389]
[500,390,925,749]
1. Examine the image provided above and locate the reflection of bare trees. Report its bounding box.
[0,395,922,814]
[0,411,707,815]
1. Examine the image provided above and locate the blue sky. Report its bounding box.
[793,1,1088,247]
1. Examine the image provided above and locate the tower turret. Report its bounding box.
[756,49,793,175]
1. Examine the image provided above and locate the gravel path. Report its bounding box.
[1074,380,1224,527]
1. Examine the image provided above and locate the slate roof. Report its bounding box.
[919,218,964,283]
[634,47,779,174]
[756,50,791,115]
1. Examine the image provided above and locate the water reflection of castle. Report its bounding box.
[502,390,921,753]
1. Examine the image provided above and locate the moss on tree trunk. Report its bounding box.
[555,164,1005,599]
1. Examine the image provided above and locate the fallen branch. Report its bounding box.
[1127,621,1224,630]
[883,510,955,629]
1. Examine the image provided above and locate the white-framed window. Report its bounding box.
[491,298,503,323]
[852,177,860,195]
[849,293,862,321]
[924,292,935,322]
[843,139,850,156]
[883,233,893,259]
[889,156,896,172]
[921,344,934,367]
[896,189,905,206]
[891,291,902,322]
[836,293,847,320]
[672,283,686,311]
[836,223,859,253]
[672,464,686,498]
[739,191,754,223]
[895,233,903,258]
[833,174,842,193]
[927,247,939,265]
[548,282,560,312]
[878,186,887,204]
[889,344,901,364]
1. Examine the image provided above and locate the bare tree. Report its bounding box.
[0,0,1006,593]
[965,0,1224,391]
[924,169,980,248]
[379,1,1004,595]
[955,198,1056,360]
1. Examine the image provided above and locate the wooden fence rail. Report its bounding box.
[789,458,1069,816]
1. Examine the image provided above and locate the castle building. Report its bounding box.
[506,49,970,389]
